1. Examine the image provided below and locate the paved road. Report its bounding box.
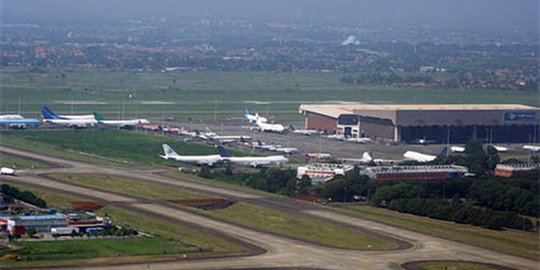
[0,145,537,270]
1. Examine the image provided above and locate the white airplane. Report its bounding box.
[304,152,332,160]
[289,125,321,136]
[42,107,95,120]
[275,147,298,154]
[490,145,509,152]
[523,145,540,152]
[217,146,288,168]
[160,144,223,166]
[41,107,97,128]
[346,137,373,144]
[203,128,251,144]
[450,146,465,153]
[243,106,268,123]
[339,152,374,164]
[403,147,448,163]
[0,167,16,175]
[94,113,149,129]
[324,133,347,141]
[252,119,286,133]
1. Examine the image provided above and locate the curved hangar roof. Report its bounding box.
[299,104,539,126]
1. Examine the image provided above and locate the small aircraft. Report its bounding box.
[346,137,373,144]
[289,125,321,136]
[523,145,540,152]
[450,146,465,153]
[217,146,288,168]
[252,119,287,133]
[403,147,448,163]
[338,152,374,164]
[94,112,149,129]
[275,147,298,154]
[160,144,223,166]
[323,133,347,141]
[490,145,509,152]
[304,151,333,160]
[203,127,251,144]
[243,106,268,123]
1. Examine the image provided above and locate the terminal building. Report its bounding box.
[299,104,539,143]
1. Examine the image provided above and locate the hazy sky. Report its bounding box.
[2,0,538,30]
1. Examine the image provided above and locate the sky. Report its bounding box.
[1,0,538,30]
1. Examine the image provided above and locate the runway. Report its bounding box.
[0,145,536,270]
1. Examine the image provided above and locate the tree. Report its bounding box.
[26,228,37,238]
[486,145,500,173]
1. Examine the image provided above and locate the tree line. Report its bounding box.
[1,184,47,209]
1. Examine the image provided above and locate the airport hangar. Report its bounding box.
[298,103,540,144]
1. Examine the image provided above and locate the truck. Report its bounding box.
[50,227,79,235]
[0,167,15,176]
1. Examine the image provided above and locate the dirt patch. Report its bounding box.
[71,201,104,211]
[168,198,235,210]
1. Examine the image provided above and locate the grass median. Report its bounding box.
[338,204,539,260]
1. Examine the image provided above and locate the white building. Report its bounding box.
[297,163,355,184]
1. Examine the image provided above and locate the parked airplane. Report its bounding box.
[41,107,97,128]
[252,119,286,133]
[42,107,95,120]
[523,145,540,152]
[289,125,321,136]
[338,152,374,164]
[304,151,333,160]
[323,133,347,141]
[203,128,251,144]
[275,147,298,154]
[403,147,448,163]
[160,144,223,166]
[0,115,41,129]
[243,106,268,123]
[217,146,288,167]
[346,137,373,144]
[94,113,149,129]
[450,146,465,153]
[490,145,509,152]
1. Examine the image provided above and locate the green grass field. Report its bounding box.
[0,130,233,166]
[406,261,508,270]
[0,154,51,169]
[1,67,537,120]
[8,237,201,262]
[51,173,210,201]
[204,202,397,250]
[338,205,539,260]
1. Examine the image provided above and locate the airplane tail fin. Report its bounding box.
[42,107,60,119]
[243,106,249,117]
[362,152,373,162]
[162,144,178,158]
[217,146,232,157]
[93,112,104,121]
[289,125,295,131]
